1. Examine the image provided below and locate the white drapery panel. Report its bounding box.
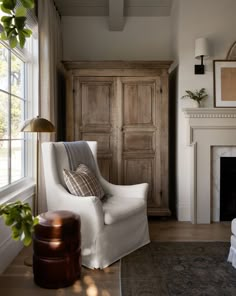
[38,0,63,213]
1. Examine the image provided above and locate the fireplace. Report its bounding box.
[220,157,236,221]
[183,108,236,224]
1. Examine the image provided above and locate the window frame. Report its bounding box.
[0,34,38,200]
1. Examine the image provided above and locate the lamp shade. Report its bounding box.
[195,37,210,59]
[20,116,55,133]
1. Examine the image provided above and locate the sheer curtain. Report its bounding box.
[38,0,63,213]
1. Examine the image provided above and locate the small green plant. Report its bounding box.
[0,0,35,48]
[181,88,208,107]
[0,200,38,246]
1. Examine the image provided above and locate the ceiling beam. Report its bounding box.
[108,0,125,31]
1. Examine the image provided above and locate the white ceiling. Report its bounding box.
[54,0,173,17]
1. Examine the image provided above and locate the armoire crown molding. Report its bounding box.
[63,60,173,70]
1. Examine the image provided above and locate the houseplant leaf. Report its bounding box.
[9,35,17,48]
[15,6,26,17]
[20,0,34,9]
[22,28,31,37]
[0,3,11,14]
[18,31,26,48]
[0,201,38,246]
[14,16,26,30]
[2,0,16,10]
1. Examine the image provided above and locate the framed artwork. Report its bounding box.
[214,60,236,107]
[226,41,236,60]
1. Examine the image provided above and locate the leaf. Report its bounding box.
[33,217,39,226]
[4,214,14,226]
[0,3,11,13]
[18,31,26,48]
[23,234,32,246]
[22,222,32,246]
[20,0,34,9]
[2,0,16,10]
[14,16,26,29]
[6,27,16,38]
[0,31,8,40]
[15,6,26,17]
[11,224,22,240]
[9,35,17,48]
[22,28,31,37]
[1,15,12,23]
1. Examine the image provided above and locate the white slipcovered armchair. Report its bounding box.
[41,141,150,269]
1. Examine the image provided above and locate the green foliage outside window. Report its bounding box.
[0,0,35,48]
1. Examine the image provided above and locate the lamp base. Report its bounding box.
[195,64,205,74]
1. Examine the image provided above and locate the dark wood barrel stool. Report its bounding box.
[33,210,81,289]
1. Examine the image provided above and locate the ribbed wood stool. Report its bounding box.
[33,210,81,288]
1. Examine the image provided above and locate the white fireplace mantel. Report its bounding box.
[183,108,236,224]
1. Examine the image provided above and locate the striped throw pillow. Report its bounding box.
[63,164,104,199]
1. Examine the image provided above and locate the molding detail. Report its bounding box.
[183,108,236,118]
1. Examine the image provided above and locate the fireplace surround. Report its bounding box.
[184,108,236,224]
[220,156,236,221]
[212,148,236,222]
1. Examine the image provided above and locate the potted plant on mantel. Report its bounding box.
[181,88,208,107]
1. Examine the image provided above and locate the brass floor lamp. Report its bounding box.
[21,116,55,216]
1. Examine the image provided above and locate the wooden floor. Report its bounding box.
[0,219,231,296]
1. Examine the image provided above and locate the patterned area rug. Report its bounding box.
[121,242,236,296]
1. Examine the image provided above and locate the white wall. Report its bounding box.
[62,16,172,60]
[175,0,236,221]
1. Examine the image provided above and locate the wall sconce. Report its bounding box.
[194,37,210,74]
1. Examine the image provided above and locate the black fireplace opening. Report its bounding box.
[220,157,236,221]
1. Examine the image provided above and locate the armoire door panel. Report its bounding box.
[123,132,154,152]
[82,133,111,153]
[97,158,113,182]
[123,159,152,184]
[123,159,154,203]
[81,82,112,126]
[123,82,154,125]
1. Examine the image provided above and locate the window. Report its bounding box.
[0,44,26,188]
[0,35,38,194]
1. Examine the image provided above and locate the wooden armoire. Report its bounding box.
[63,61,172,216]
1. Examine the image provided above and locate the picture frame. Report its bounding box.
[226,41,236,60]
[214,60,236,107]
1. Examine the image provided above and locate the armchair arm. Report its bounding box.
[46,184,105,250]
[99,178,149,201]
